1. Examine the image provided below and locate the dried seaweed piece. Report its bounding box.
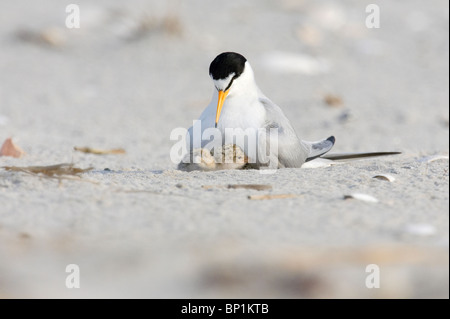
[3,163,92,177]
[248,194,300,200]
[15,27,66,47]
[202,184,272,191]
[202,185,224,190]
[74,146,126,155]
[324,94,343,107]
[228,184,272,191]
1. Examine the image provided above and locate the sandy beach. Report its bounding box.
[0,0,448,298]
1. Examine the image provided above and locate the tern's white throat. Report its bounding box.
[212,61,264,131]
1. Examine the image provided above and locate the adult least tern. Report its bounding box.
[183,52,399,170]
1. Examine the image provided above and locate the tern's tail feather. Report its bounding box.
[304,136,336,162]
[321,151,402,161]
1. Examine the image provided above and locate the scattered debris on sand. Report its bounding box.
[3,163,92,177]
[74,146,126,155]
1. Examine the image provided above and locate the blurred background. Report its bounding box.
[0,0,448,298]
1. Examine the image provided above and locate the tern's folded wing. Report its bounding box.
[259,97,309,167]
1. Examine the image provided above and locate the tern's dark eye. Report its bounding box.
[224,75,237,91]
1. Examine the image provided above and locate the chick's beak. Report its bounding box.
[215,89,229,128]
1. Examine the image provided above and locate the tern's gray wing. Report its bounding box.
[259,97,309,168]
[303,136,336,162]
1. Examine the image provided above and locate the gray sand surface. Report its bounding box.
[0,0,448,298]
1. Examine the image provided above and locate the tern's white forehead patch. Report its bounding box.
[211,72,235,91]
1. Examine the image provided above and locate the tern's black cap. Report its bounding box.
[209,52,247,80]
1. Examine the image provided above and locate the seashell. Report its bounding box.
[343,193,379,203]
[372,174,396,182]
[0,138,25,158]
[301,158,335,168]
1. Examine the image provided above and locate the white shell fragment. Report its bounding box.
[404,224,437,236]
[417,155,449,163]
[343,193,379,203]
[372,174,396,182]
[301,158,335,168]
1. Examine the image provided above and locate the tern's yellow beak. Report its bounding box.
[215,89,229,128]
